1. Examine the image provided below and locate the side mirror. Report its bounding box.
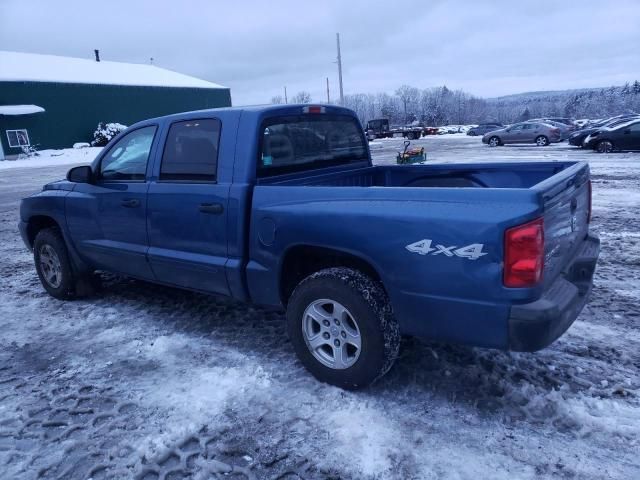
[623,129,631,134]
[505,128,511,132]
[67,165,93,183]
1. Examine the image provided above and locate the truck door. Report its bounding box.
[66,125,158,279]
[146,118,230,295]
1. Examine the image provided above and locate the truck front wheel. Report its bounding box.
[33,227,77,300]
[286,267,400,389]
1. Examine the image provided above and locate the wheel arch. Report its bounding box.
[25,215,61,248]
[279,244,385,306]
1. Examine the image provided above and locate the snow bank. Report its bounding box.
[0,147,101,170]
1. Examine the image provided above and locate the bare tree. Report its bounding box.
[395,85,420,124]
[270,95,284,104]
[291,91,312,104]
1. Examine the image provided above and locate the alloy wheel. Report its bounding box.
[302,299,361,370]
[39,244,63,288]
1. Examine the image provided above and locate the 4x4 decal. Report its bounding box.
[405,239,487,260]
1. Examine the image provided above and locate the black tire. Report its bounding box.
[535,135,549,146]
[286,267,400,389]
[468,131,477,136]
[33,227,77,300]
[488,136,501,147]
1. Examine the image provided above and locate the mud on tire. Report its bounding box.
[286,267,400,389]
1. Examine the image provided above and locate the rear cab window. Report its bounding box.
[160,118,221,182]
[258,115,368,178]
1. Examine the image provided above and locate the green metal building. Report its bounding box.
[0,51,231,159]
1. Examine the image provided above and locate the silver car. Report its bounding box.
[482,122,562,147]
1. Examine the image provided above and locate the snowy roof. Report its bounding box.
[0,104,45,115]
[0,51,226,89]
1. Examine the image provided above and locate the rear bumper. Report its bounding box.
[508,233,600,351]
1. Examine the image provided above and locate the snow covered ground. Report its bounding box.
[0,147,102,171]
[0,136,639,479]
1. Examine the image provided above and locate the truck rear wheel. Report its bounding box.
[286,267,400,389]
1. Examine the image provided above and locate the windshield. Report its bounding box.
[258,115,368,177]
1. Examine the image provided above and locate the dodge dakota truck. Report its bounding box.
[19,104,600,389]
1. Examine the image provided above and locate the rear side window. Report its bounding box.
[160,119,221,181]
[258,114,368,177]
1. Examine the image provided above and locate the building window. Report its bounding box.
[6,129,30,148]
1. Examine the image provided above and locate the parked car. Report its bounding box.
[527,119,573,140]
[19,104,599,389]
[568,116,640,147]
[482,122,561,146]
[467,124,504,136]
[583,119,640,153]
[541,117,576,127]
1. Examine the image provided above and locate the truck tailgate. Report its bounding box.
[535,162,591,288]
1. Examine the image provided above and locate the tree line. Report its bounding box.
[272,81,640,126]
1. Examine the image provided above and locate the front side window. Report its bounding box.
[627,122,640,132]
[99,126,156,181]
[259,115,368,177]
[160,119,221,182]
[510,125,524,131]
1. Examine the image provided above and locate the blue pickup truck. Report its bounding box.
[19,104,599,389]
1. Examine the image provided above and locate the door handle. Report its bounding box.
[121,198,140,208]
[199,202,224,214]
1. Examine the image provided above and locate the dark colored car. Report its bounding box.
[583,119,640,153]
[467,123,504,136]
[569,116,640,147]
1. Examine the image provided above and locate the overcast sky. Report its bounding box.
[1,0,639,105]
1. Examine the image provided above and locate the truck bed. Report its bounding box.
[249,160,592,349]
[257,161,571,189]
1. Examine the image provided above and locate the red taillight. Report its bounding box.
[503,217,544,288]
[303,105,325,114]
[587,180,592,223]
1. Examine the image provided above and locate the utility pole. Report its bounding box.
[336,33,344,106]
[284,86,288,104]
[326,77,330,103]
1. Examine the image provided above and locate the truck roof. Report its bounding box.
[135,104,357,127]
